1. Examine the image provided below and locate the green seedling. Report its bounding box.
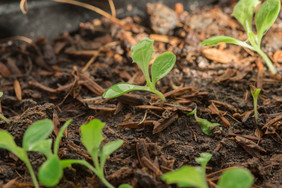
[162,153,254,188]
[187,107,220,135]
[60,119,125,188]
[0,119,54,188]
[250,86,261,124]
[201,0,281,74]
[0,92,10,125]
[103,39,176,102]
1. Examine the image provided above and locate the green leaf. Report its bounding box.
[0,92,3,98]
[250,88,261,99]
[0,131,27,161]
[38,155,63,187]
[103,83,148,99]
[196,117,220,135]
[118,184,133,188]
[151,52,176,85]
[200,36,253,50]
[130,39,155,80]
[255,0,281,44]
[100,140,123,169]
[29,139,52,158]
[195,153,212,169]
[218,168,254,188]
[22,119,53,151]
[232,0,260,33]
[81,119,105,159]
[162,166,208,188]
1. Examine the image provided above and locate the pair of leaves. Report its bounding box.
[187,108,220,135]
[103,39,176,101]
[162,153,254,188]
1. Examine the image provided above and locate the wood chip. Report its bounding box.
[153,113,178,134]
[0,62,11,77]
[13,80,22,101]
[119,121,155,129]
[202,48,237,63]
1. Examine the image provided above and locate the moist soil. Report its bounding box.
[0,2,281,188]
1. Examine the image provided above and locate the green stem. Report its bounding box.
[0,113,10,125]
[151,89,166,102]
[25,159,39,188]
[253,98,258,124]
[255,49,277,74]
[75,160,114,188]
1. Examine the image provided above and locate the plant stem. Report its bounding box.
[78,160,114,188]
[253,97,258,124]
[25,158,39,188]
[151,89,166,102]
[255,49,277,74]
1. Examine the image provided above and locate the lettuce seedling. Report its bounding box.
[103,39,176,101]
[60,119,124,188]
[0,92,10,125]
[250,86,261,124]
[0,119,54,188]
[162,153,254,188]
[187,107,220,135]
[201,0,281,74]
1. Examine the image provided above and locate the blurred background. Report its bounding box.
[0,0,223,40]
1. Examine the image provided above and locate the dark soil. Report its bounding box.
[0,2,281,188]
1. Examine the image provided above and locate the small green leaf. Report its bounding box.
[29,139,52,158]
[250,88,261,99]
[0,92,3,98]
[200,36,253,50]
[196,117,220,135]
[103,83,148,99]
[232,0,260,33]
[151,52,176,85]
[255,0,281,43]
[218,168,254,188]
[162,166,208,188]
[0,131,27,161]
[118,184,133,188]
[195,153,212,169]
[81,119,105,159]
[130,39,155,80]
[38,155,63,187]
[100,140,123,169]
[22,119,53,151]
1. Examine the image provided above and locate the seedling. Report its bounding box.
[0,92,10,125]
[201,0,281,74]
[250,86,261,124]
[0,119,54,188]
[187,107,220,135]
[60,119,125,188]
[162,153,254,188]
[103,39,176,101]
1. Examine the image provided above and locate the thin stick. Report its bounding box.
[20,0,28,14]
[108,0,116,17]
[0,36,32,44]
[53,0,123,26]
[206,166,237,178]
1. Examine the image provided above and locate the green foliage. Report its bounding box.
[187,107,220,135]
[61,119,124,188]
[103,39,176,101]
[162,153,254,188]
[218,168,254,188]
[118,184,133,188]
[0,92,10,125]
[201,0,281,74]
[0,119,54,188]
[250,86,261,124]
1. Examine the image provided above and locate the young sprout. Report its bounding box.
[103,39,176,102]
[0,92,10,125]
[201,0,281,74]
[0,119,54,188]
[162,153,254,188]
[187,107,220,135]
[60,119,126,188]
[250,86,261,124]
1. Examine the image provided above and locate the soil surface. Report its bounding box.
[0,2,281,188]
